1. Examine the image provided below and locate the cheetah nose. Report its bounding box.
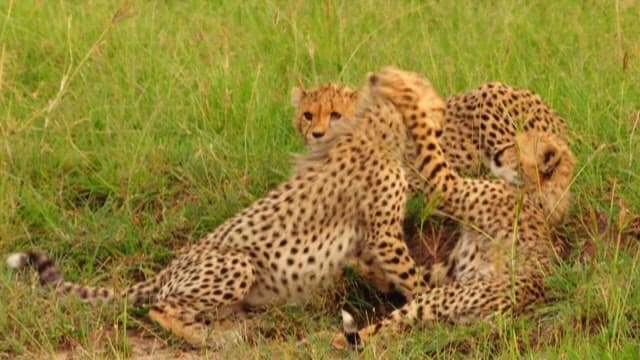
[311,131,325,138]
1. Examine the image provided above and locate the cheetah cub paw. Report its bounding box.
[368,66,445,131]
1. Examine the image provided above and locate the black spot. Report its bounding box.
[429,162,446,179]
[417,155,432,171]
[36,259,55,273]
[446,259,457,278]
[543,149,556,164]
[422,271,431,284]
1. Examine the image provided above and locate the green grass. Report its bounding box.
[1,0,639,358]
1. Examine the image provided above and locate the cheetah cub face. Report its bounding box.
[291,84,360,145]
[492,131,574,225]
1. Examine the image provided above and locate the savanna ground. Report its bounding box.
[1,0,639,358]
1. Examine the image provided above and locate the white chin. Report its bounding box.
[490,163,521,185]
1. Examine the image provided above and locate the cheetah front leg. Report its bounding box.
[348,256,441,295]
[149,250,256,348]
[370,67,487,221]
[357,162,424,300]
[346,256,396,293]
[358,233,422,300]
[368,67,450,195]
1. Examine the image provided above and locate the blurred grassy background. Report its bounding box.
[1,0,638,358]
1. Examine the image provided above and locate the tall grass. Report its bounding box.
[1,0,638,358]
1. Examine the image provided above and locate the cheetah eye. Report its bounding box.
[303,112,313,121]
[330,111,342,120]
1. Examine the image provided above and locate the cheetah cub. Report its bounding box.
[7,73,426,348]
[291,81,566,184]
[291,83,360,145]
[440,81,566,180]
[337,67,575,349]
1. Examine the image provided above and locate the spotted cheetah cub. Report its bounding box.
[291,81,566,184]
[441,81,566,182]
[7,73,425,348]
[337,67,574,349]
[291,83,360,145]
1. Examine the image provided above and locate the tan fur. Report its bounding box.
[441,81,566,178]
[509,131,574,225]
[291,81,566,184]
[337,67,574,348]
[291,84,361,145]
[10,74,432,348]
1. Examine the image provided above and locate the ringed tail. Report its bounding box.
[341,309,364,351]
[7,251,62,288]
[6,251,161,305]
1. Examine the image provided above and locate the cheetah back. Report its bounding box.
[440,81,567,178]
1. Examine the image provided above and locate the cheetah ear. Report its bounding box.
[539,145,561,179]
[344,85,355,94]
[350,86,364,101]
[367,72,378,87]
[291,86,306,107]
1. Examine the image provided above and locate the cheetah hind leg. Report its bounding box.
[149,250,257,348]
[149,300,254,348]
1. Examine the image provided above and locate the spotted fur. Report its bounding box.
[441,81,566,180]
[291,81,566,184]
[291,83,361,145]
[338,67,574,349]
[8,75,430,348]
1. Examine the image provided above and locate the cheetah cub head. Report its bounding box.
[291,83,361,145]
[493,131,575,225]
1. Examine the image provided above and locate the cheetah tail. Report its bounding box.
[341,309,364,351]
[7,251,160,305]
[7,251,63,288]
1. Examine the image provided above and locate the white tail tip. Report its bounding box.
[6,252,28,269]
[341,309,358,333]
